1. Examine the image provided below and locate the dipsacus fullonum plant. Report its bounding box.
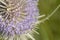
[0,0,60,40]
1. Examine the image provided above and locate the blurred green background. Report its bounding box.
[34,0,60,40]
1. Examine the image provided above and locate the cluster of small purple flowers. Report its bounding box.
[0,0,39,37]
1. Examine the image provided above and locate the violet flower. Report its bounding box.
[0,0,39,40]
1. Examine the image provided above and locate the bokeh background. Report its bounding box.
[34,0,60,40]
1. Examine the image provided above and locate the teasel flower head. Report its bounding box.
[0,0,39,40]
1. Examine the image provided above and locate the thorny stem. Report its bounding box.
[40,4,60,23]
